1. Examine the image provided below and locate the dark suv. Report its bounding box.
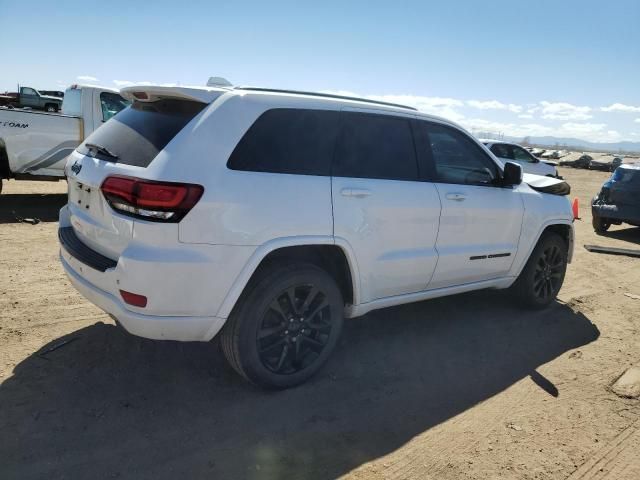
[592,164,640,232]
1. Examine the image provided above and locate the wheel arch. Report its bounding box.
[0,138,11,179]
[511,219,574,281]
[216,237,360,319]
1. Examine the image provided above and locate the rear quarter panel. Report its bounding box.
[155,94,335,246]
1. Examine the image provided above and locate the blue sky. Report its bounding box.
[1,0,639,143]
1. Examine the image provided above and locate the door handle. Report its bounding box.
[445,193,467,201]
[341,188,372,198]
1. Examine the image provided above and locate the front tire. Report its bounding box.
[221,263,344,389]
[513,232,568,309]
[45,104,58,113]
[592,214,611,233]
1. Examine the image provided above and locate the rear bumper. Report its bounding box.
[60,252,225,341]
[592,203,640,223]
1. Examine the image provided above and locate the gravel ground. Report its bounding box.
[0,167,638,480]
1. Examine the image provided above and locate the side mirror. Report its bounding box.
[502,161,523,186]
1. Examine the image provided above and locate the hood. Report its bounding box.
[522,173,571,196]
[541,160,558,166]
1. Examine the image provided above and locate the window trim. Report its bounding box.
[330,109,422,182]
[419,120,503,188]
[227,107,341,177]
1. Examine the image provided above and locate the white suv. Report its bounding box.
[59,85,574,388]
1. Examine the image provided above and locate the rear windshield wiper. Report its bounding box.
[85,142,119,160]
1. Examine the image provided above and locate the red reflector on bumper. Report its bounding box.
[120,290,147,308]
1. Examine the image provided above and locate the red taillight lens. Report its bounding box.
[101,176,203,222]
[120,290,147,308]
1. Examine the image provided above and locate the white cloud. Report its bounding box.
[601,103,640,113]
[539,101,592,120]
[77,75,98,82]
[113,80,153,87]
[518,114,533,119]
[462,118,621,143]
[324,91,466,122]
[466,99,522,113]
[634,118,640,123]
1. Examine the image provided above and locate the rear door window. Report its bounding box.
[76,99,205,167]
[333,112,418,181]
[227,108,339,176]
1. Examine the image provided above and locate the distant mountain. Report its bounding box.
[507,136,640,154]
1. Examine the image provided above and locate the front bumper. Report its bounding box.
[592,203,640,223]
[60,251,225,341]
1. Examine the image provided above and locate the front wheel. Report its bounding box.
[221,263,344,389]
[512,232,568,309]
[592,214,611,233]
[45,104,58,113]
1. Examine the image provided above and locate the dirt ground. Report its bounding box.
[1,167,639,480]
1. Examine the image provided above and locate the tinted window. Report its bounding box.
[612,168,640,184]
[490,143,512,159]
[77,99,205,167]
[333,112,418,181]
[424,122,498,186]
[228,109,339,176]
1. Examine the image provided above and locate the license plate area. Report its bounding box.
[71,180,95,212]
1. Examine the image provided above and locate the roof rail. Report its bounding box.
[233,86,417,111]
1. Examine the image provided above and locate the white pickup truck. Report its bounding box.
[0,84,129,193]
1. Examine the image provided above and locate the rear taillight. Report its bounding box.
[101,176,203,222]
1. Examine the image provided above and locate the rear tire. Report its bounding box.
[592,214,611,233]
[512,232,568,309]
[221,263,344,389]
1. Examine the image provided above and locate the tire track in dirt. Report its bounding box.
[567,420,640,479]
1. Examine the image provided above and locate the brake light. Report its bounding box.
[101,176,203,222]
[120,290,147,308]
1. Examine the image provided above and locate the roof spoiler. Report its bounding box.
[119,85,228,104]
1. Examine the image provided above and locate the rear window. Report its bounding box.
[62,88,82,116]
[227,108,339,176]
[612,167,640,184]
[76,99,205,167]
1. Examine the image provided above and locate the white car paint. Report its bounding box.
[0,85,128,181]
[59,85,574,342]
[481,139,559,177]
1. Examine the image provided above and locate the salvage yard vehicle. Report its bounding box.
[481,139,560,177]
[589,156,623,172]
[560,154,592,169]
[59,84,575,388]
[0,84,129,193]
[592,163,640,232]
[0,86,64,112]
